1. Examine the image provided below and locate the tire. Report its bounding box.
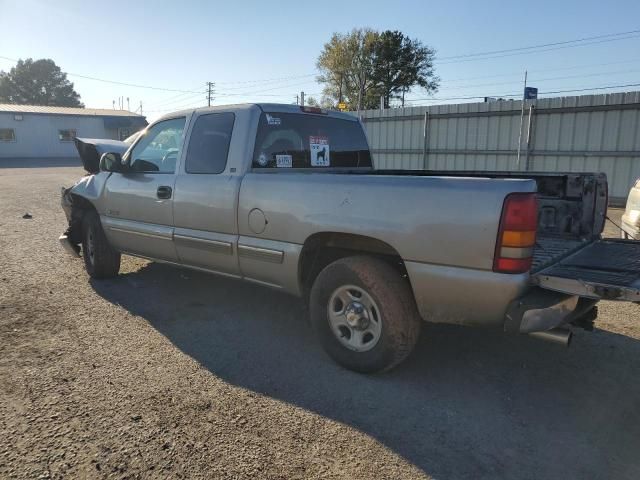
[82,211,121,279]
[309,256,421,373]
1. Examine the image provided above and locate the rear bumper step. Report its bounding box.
[505,288,584,334]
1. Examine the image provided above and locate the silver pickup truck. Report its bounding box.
[60,103,640,373]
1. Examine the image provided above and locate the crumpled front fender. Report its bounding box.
[68,172,111,208]
[61,172,111,246]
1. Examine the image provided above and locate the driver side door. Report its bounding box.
[101,116,187,262]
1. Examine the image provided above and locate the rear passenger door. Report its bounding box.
[172,112,241,276]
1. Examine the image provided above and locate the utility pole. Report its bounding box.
[300,91,305,107]
[127,97,130,111]
[139,101,143,115]
[516,70,528,169]
[357,68,364,113]
[207,82,215,107]
[295,94,299,105]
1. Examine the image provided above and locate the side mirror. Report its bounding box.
[99,152,125,172]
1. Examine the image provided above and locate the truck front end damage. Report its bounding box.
[60,137,127,257]
[59,186,81,257]
[59,171,110,258]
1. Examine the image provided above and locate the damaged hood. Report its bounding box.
[74,137,129,174]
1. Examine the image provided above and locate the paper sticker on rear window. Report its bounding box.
[276,154,292,168]
[310,136,330,167]
[266,114,281,126]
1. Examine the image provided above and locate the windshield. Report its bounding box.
[124,131,141,144]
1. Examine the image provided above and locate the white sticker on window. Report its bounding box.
[266,114,281,126]
[310,136,330,167]
[257,152,268,167]
[276,154,292,168]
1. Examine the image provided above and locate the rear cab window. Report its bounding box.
[252,112,372,170]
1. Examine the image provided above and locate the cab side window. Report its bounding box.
[128,117,186,173]
[185,113,235,174]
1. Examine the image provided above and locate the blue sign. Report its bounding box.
[524,87,538,100]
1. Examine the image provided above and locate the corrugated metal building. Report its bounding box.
[354,91,640,202]
[0,104,147,159]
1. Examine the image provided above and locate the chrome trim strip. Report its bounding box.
[238,244,284,264]
[107,226,172,241]
[173,234,233,255]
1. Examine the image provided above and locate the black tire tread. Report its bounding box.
[310,256,421,373]
[82,211,121,279]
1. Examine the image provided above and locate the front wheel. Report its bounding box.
[82,211,121,279]
[309,256,422,373]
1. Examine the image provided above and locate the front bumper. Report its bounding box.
[59,234,80,257]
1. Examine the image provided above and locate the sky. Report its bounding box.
[1,0,640,121]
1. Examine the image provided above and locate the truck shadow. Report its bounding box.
[91,262,640,480]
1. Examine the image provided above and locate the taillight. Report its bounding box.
[493,193,538,274]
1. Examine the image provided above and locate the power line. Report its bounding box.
[437,28,640,60]
[437,34,640,65]
[441,58,640,83]
[214,73,317,86]
[437,68,640,92]
[3,28,640,108]
[145,99,207,113]
[215,80,319,97]
[0,54,205,93]
[405,82,640,104]
[145,90,206,109]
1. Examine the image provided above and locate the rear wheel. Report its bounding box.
[309,256,421,373]
[82,211,121,279]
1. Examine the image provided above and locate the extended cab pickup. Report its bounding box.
[60,103,640,372]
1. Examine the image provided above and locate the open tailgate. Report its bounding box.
[533,239,640,301]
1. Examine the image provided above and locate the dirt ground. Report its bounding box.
[1,165,639,480]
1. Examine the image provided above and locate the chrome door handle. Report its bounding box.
[157,186,172,199]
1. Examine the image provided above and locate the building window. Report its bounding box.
[0,128,16,142]
[118,128,132,140]
[58,129,77,142]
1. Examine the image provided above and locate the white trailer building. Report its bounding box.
[0,104,147,160]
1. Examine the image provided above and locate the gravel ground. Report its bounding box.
[1,166,639,480]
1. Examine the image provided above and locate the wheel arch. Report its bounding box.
[64,191,100,245]
[298,232,409,297]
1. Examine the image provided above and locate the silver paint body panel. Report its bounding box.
[68,103,541,328]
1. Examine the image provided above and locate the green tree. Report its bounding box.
[316,28,380,110]
[316,29,438,110]
[371,31,438,108]
[0,58,83,107]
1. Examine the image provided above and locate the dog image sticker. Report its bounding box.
[310,136,330,167]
